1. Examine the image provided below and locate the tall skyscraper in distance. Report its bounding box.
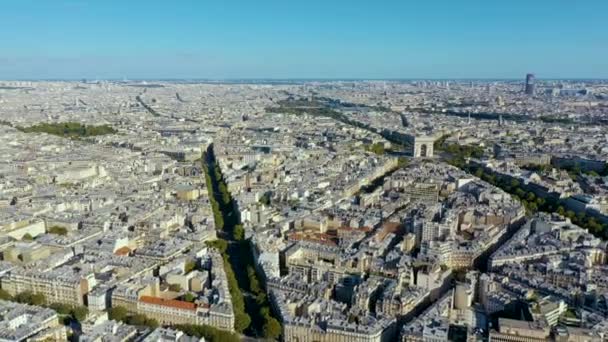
[525,73,535,95]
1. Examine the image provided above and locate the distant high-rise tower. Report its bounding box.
[525,73,535,95]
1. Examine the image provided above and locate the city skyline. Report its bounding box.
[1,77,607,341]
[4,76,608,82]
[1,1,608,341]
[1,0,607,79]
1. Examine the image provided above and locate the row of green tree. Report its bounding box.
[433,134,451,150]
[202,161,250,333]
[174,324,241,342]
[202,147,281,339]
[16,122,116,139]
[267,98,416,151]
[522,162,608,179]
[108,306,159,329]
[441,143,484,160]
[465,163,608,239]
[539,116,576,125]
[110,303,241,339]
[438,141,608,239]
[559,163,608,178]
[434,136,486,168]
[48,225,68,235]
[0,290,89,325]
[205,239,250,333]
[135,95,161,117]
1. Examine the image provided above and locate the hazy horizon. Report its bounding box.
[3,77,608,83]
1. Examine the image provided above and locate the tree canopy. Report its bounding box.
[16,122,116,139]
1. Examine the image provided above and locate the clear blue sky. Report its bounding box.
[1,0,607,79]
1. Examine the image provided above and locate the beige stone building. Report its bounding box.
[2,268,92,306]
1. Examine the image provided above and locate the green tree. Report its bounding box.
[108,306,128,322]
[587,218,603,234]
[127,313,147,326]
[32,293,45,305]
[49,303,72,315]
[367,142,385,155]
[234,224,245,241]
[206,239,228,253]
[183,293,197,303]
[247,266,261,294]
[536,197,545,207]
[16,122,116,139]
[576,212,587,222]
[219,183,231,206]
[263,314,282,340]
[14,291,45,305]
[48,226,68,236]
[255,292,267,306]
[234,312,251,333]
[71,306,89,321]
[258,193,271,205]
[0,289,12,300]
[213,211,224,230]
[185,260,197,273]
[526,192,536,202]
[145,317,159,329]
[224,257,251,332]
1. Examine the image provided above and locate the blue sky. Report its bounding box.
[1,0,607,79]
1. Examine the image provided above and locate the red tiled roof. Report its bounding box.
[114,246,131,256]
[139,296,196,311]
[382,222,401,231]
